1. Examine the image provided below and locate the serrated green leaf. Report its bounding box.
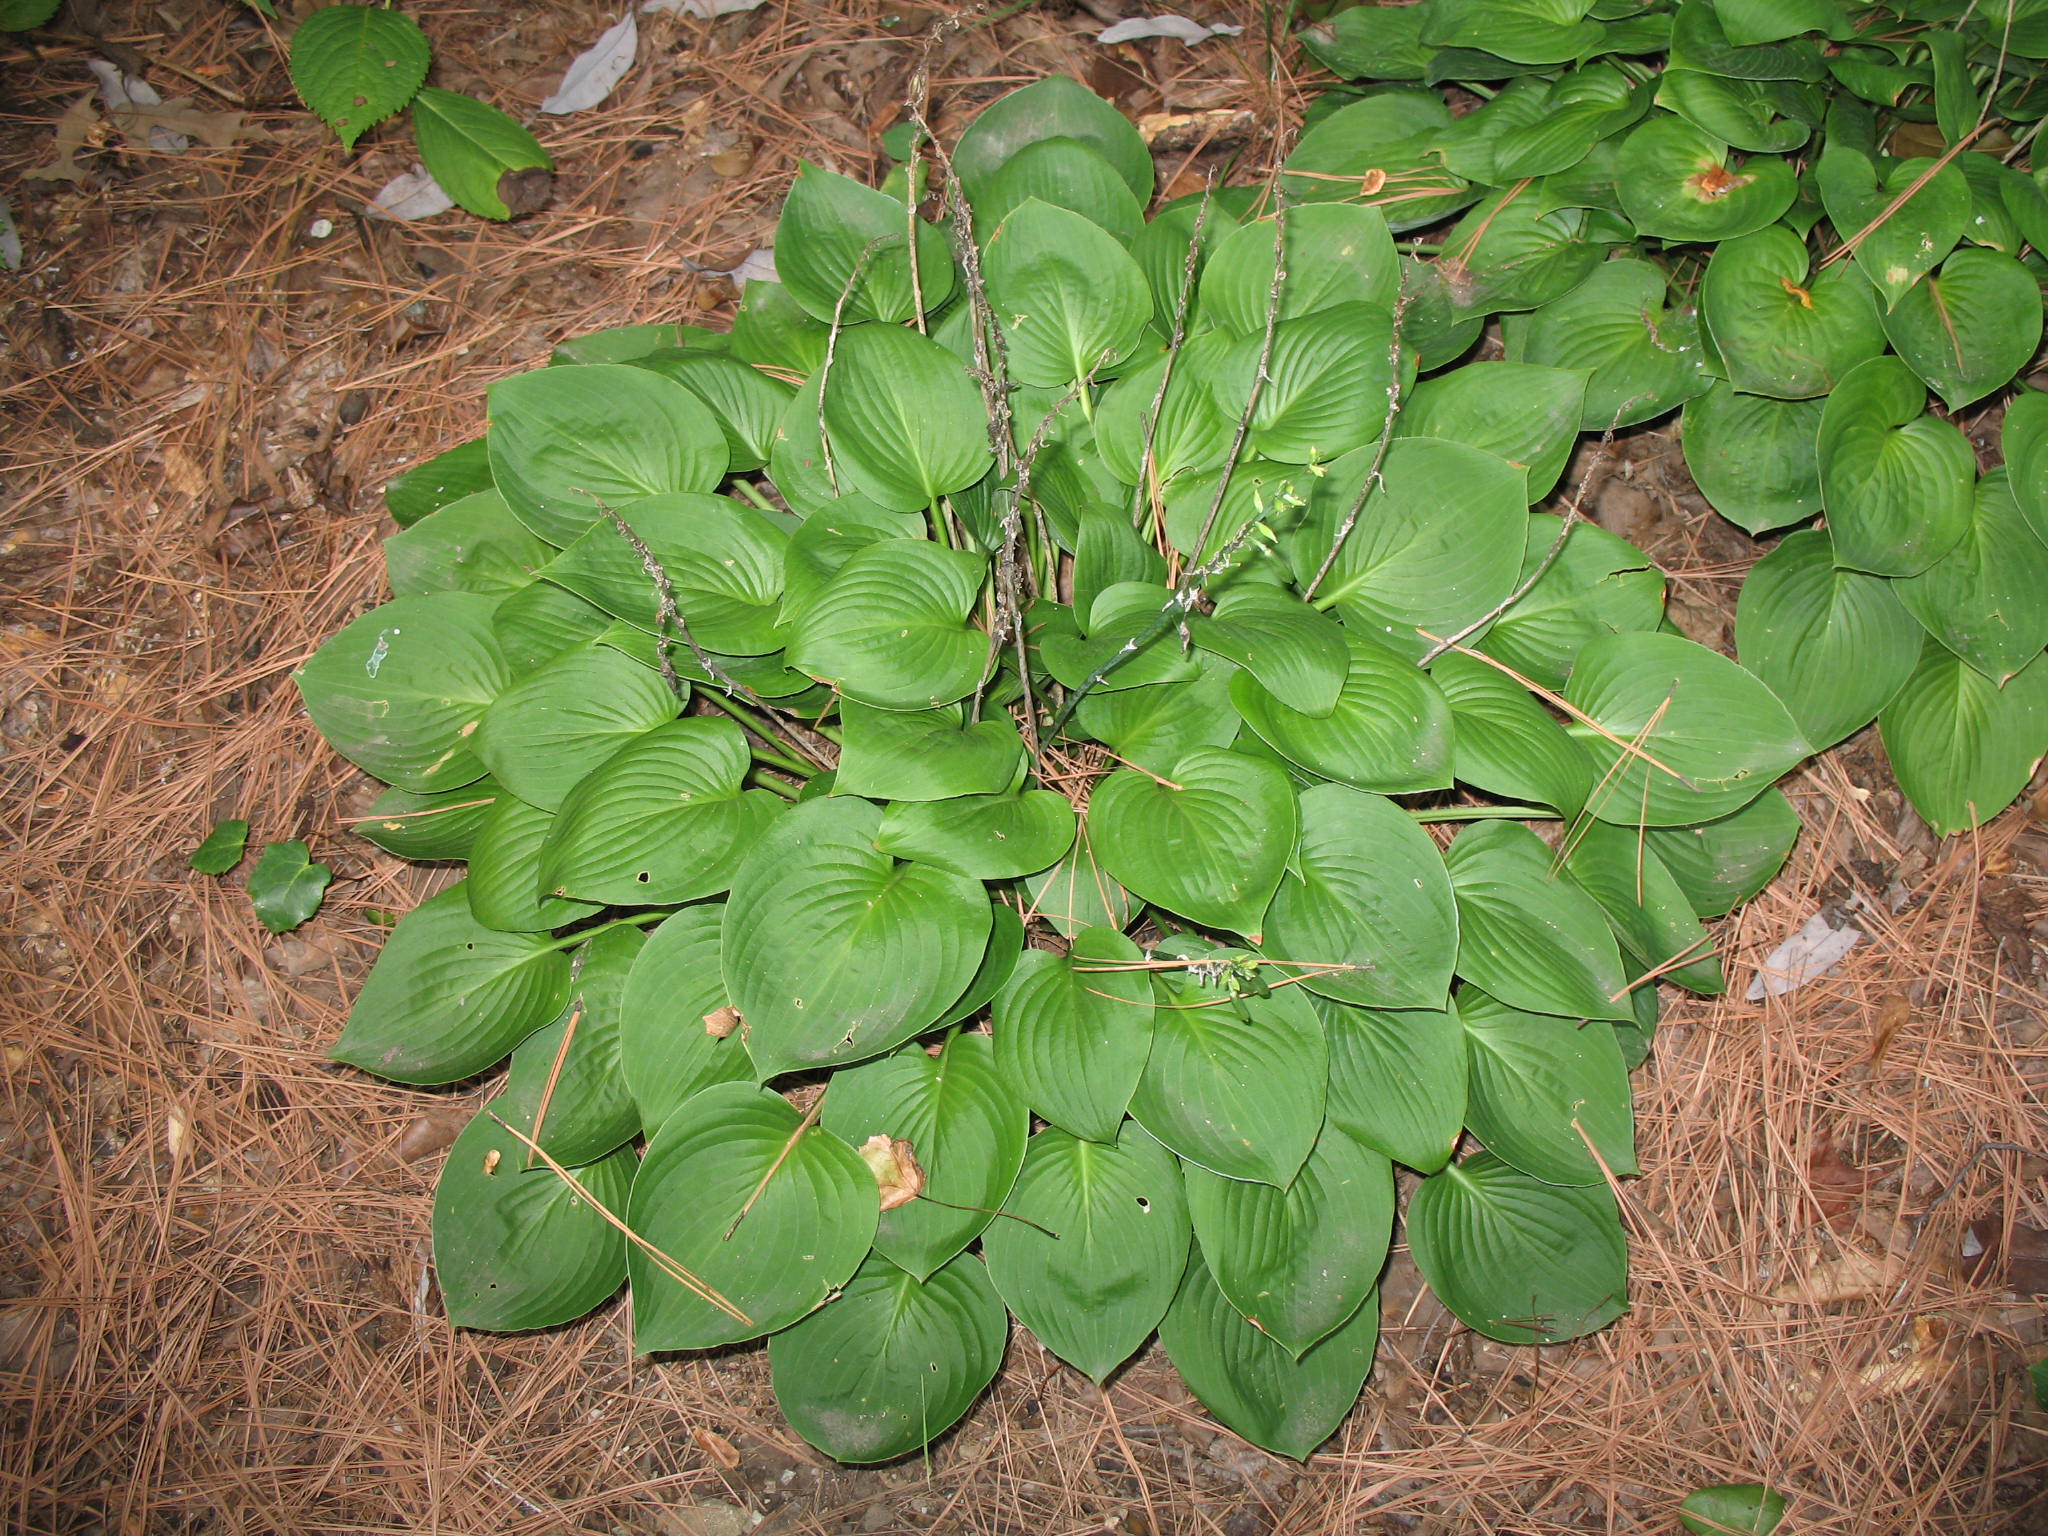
[1445,819,1633,1022]
[769,1252,1008,1463]
[629,1082,877,1350]
[288,5,429,151]
[411,88,553,222]
[330,884,569,1084]
[982,1124,1190,1382]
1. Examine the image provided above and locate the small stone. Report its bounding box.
[860,1502,895,1532]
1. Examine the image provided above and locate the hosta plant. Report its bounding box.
[301,20,2044,1462]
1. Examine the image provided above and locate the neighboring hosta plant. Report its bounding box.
[298,26,2031,1459]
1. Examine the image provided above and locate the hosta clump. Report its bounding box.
[296,35,2028,1461]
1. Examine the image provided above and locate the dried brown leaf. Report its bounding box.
[393,1107,470,1164]
[857,1133,925,1211]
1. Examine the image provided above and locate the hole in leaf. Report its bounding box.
[1134,1197,1151,1213]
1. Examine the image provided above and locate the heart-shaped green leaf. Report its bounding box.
[190,818,248,875]
[1189,587,1349,717]
[618,905,752,1136]
[1880,248,2044,410]
[1656,69,1811,153]
[785,540,989,709]
[1879,640,2048,835]
[1816,356,1976,577]
[432,1112,630,1330]
[953,75,1154,205]
[331,885,569,1085]
[833,702,1024,802]
[385,489,551,598]
[1129,940,1328,1186]
[1445,820,1633,1023]
[2005,389,2048,546]
[1477,515,1665,691]
[628,1082,877,1350]
[1075,666,1242,776]
[631,350,795,473]
[1680,385,1824,536]
[1263,784,1459,1010]
[538,717,778,906]
[1460,988,1638,1184]
[1232,633,1456,794]
[1090,747,1297,940]
[1184,1123,1393,1356]
[488,365,728,546]
[473,645,681,812]
[874,790,1077,879]
[724,797,993,1078]
[822,1034,1028,1280]
[1094,334,1236,490]
[1316,993,1466,1174]
[1699,226,1885,400]
[493,583,611,675]
[1199,203,1401,333]
[1400,362,1588,500]
[295,593,509,794]
[1431,650,1595,814]
[1502,259,1712,429]
[822,325,994,513]
[1893,471,2048,685]
[985,199,1151,387]
[385,437,494,529]
[1561,823,1724,995]
[993,927,1156,1144]
[974,137,1147,245]
[773,161,956,325]
[1280,93,1475,232]
[1641,791,1800,919]
[495,924,645,1165]
[982,1124,1190,1382]
[1434,192,1615,317]
[1615,115,1797,242]
[356,780,501,861]
[1211,302,1401,465]
[1815,142,1969,310]
[1022,821,1135,938]
[768,1252,1008,1463]
[1406,1149,1628,1343]
[1158,1241,1379,1461]
[1566,631,1812,827]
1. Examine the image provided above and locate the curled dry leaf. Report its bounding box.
[857,1134,925,1211]
[1746,911,1862,1000]
[1854,1315,1955,1398]
[1771,1247,1902,1306]
[1866,992,1912,1068]
[1962,1217,2048,1296]
[1804,1126,1898,1229]
[1137,108,1255,152]
[394,1106,471,1164]
[691,1425,742,1470]
[703,1005,742,1038]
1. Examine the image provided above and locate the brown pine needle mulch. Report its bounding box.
[4,2,2047,1531]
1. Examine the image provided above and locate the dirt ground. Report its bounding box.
[3,1,2048,1531]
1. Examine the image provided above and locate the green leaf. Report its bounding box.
[1423,0,1602,64]
[1090,747,1297,940]
[1880,248,2044,410]
[1184,1123,1392,1355]
[985,200,1151,387]
[1,0,63,30]
[1074,502,1168,623]
[1477,515,1666,691]
[731,279,831,376]
[724,798,992,1078]
[1655,69,1811,153]
[1159,1241,1378,1460]
[538,717,776,906]
[1211,302,1399,465]
[770,162,955,325]
[822,1034,1027,1279]
[385,490,551,597]
[833,702,1024,802]
[1022,821,1135,938]
[768,1252,1008,1463]
[1093,336,1235,488]
[822,324,994,512]
[874,790,1077,879]
[1699,226,1885,400]
[1502,259,1712,429]
[1187,588,1348,717]
[1460,988,1639,1184]
[1641,791,1800,919]
[1294,436,1530,664]
[385,437,493,528]
[2005,389,2048,545]
[552,323,683,367]
[1446,820,1633,1022]
[1129,940,1328,1186]
[473,646,681,812]
[1433,192,1616,316]
[1736,528,1925,749]
[190,818,248,875]
[981,1124,1190,1382]
[411,88,553,222]
[953,75,1153,205]
[628,1082,877,1350]
[466,795,600,931]
[1039,585,1204,693]
[488,364,727,547]
[1231,632,1456,794]
[1263,785,1459,1010]
[1680,385,1824,536]
[355,779,501,860]
[1564,631,1812,826]
[431,1112,630,1330]
[1407,1150,1628,1343]
[1198,204,1400,334]
[1431,650,1595,814]
[495,924,645,1164]
[287,5,429,151]
[993,927,1156,1143]
[1879,640,2048,835]
[1815,143,1969,310]
[785,540,989,710]
[1678,1485,1789,1536]
[1280,92,1476,232]
[492,582,610,675]
[975,137,1147,246]
[781,495,924,626]
[1317,993,1467,1174]
[1893,471,2048,685]
[245,840,331,934]
[1815,356,1976,577]
[1715,0,1850,44]
[1301,3,1433,79]
[618,905,752,1137]
[295,593,509,793]
[1491,66,1650,181]
[330,885,569,1085]
[1561,821,1725,994]
[1400,362,1587,501]
[630,350,795,474]
[1074,665,1242,777]
[1615,115,1797,241]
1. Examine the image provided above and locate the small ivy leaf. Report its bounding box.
[246,841,332,935]
[288,5,430,152]
[1677,1484,1788,1536]
[189,818,249,875]
[411,88,554,222]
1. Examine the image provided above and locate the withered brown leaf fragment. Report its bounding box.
[857,1134,925,1211]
